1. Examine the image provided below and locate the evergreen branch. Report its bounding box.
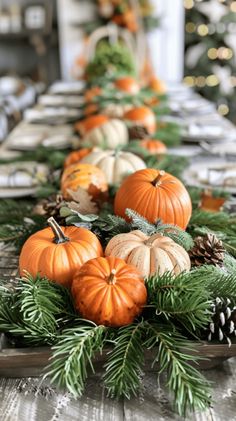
[103,321,145,399]
[144,322,211,416]
[145,155,189,179]
[146,272,211,335]
[46,322,106,397]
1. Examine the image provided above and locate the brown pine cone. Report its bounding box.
[128,125,149,140]
[189,233,225,267]
[33,194,65,223]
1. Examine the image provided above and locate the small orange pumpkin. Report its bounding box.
[72,256,147,327]
[75,114,109,136]
[114,77,140,94]
[84,103,99,116]
[19,217,103,288]
[61,163,108,201]
[64,148,93,168]
[124,106,156,135]
[140,139,167,155]
[149,77,167,95]
[84,86,102,102]
[114,169,192,230]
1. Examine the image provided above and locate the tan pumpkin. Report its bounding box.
[102,103,133,119]
[105,230,191,277]
[80,149,146,184]
[82,119,129,149]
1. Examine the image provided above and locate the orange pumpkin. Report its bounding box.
[149,77,167,95]
[75,114,109,136]
[19,217,103,288]
[114,169,192,230]
[61,163,108,201]
[64,148,93,168]
[72,256,147,326]
[114,77,140,94]
[85,86,102,101]
[112,9,138,32]
[140,139,167,155]
[84,103,99,116]
[124,106,156,135]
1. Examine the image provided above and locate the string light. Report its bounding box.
[183,76,195,87]
[197,24,209,36]
[231,1,236,12]
[218,104,229,115]
[196,76,206,87]
[230,76,236,86]
[217,47,233,60]
[206,75,219,87]
[186,22,196,33]
[184,0,194,9]
[208,48,218,59]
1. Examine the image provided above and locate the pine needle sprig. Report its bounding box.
[103,321,145,399]
[0,274,76,345]
[46,322,107,397]
[144,322,212,416]
[146,272,211,335]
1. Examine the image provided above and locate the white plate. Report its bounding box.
[183,158,236,193]
[0,187,38,198]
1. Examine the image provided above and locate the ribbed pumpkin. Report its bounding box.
[75,114,108,136]
[64,148,93,168]
[105,230,191,277]
[61,163,108,200]
[19,217,103,288]
[80,149,146,184]
[124,106,156,135]
[82,119,129,149]
[72,256,147,326]
[114,169,192,230]
[114,77,140,94]
[102,103,133,119]
[140,139,167,155]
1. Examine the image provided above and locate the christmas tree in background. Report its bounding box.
[184,0,236,122]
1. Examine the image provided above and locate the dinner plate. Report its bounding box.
[183,158,236,193]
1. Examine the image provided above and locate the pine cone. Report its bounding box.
[33,194,65,223]
[189,233,225,267]
[128,125,149,140]
[207,297,236,345]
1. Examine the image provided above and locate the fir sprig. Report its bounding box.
[144,323,211,416]
[146,271,211,335]
[46,322,107,397]
[103,321,145,398]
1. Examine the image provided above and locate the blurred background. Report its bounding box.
[0,0,235,120]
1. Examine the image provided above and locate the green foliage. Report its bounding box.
[146,271,211,336]
[144,323,211,416]
[104,321,145,398]
[46,322,106,397]
[86,41,136,82]
[188,209,236,256]
[0,273,75,345]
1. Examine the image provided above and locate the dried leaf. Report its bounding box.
[67,188,98,215]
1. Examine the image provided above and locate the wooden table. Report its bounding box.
[1,249,236,420]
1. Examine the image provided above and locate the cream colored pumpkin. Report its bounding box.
[102,103,133,119]
[82,119,128,149]
[105,230,191,277]
[80,149,146,184]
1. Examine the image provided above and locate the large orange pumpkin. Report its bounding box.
[114,77,140,94]
[64,148,93,168]
[124,106,156,135]
[72,256,147,327]
[140,139,167,155]
[61,163,108,201]
[114,169,192,230]
[75,114,109,136]
[19,217,103,288]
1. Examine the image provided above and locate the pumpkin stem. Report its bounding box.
[152,170,165,187]
[145,233,163,246]
[47,217,69,244]
[108,269,116,285]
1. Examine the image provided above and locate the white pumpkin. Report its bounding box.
[80,149,146,184]
[105,230,191,277]
[82,119,129,149]
[102,103,133,119]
